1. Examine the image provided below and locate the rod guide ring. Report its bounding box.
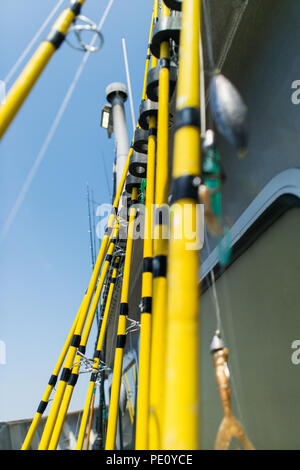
[65,15,104,53]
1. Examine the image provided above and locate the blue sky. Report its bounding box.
[0,0,153,421]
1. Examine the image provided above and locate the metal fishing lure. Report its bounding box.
[210,332,255,450]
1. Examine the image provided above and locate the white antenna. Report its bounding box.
[121,37,136,134]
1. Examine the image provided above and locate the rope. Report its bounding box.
[0,0,116,244]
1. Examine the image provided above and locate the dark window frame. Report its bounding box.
[202,193,300,293]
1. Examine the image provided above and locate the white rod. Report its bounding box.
[121,37,136,134]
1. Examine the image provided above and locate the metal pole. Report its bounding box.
[106,83,129,194]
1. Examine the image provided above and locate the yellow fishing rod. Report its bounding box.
[0,0,86,140]
[38,149,133,450]
[22,0,151,449]
[48,227,119,450]
[141,2,157,103]
[163,0,201,450]
[85,386,96,450]
[101,5,161,447]
[148,2,171,450]
[135,0,159,445]
[21,301,83,450]
[20,101,132,450]
[135,111,156,450]
[22,146,130,451]
[105,183,139,450]
[37,239,109,450]
[76,257,120,450]
[84,276,111,451]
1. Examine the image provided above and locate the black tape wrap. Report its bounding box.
[170,174,200,204]
[48,374,57,387]
[37,400,48,414]
[60,368,71,382]
[148,128,157,137]
[70,1,82,16]
[78,345,86,355]
[141,296,152,314]
[119,303,128,316]
[116,334,126,349]
[68,373,79,387]
[143,257,153,273]
[94,350,101,359]
[71,334,81,348]
[45,30,65,49]
[175,107,200,132]
[91,372,98,382]
[153,255,167,278]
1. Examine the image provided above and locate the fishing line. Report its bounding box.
[215,258,247,427]
[4,0,66,85]
[204,225,222,333]
[204,225,245,424]
[217,0,249,72]
[201,1,247,418]
[0,0,116,244]
[199,31,207,138]
[202,0,218,132]
[202,0,216,73]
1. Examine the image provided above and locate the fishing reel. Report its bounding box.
[210,331,255,450]
[65,14,104,53]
